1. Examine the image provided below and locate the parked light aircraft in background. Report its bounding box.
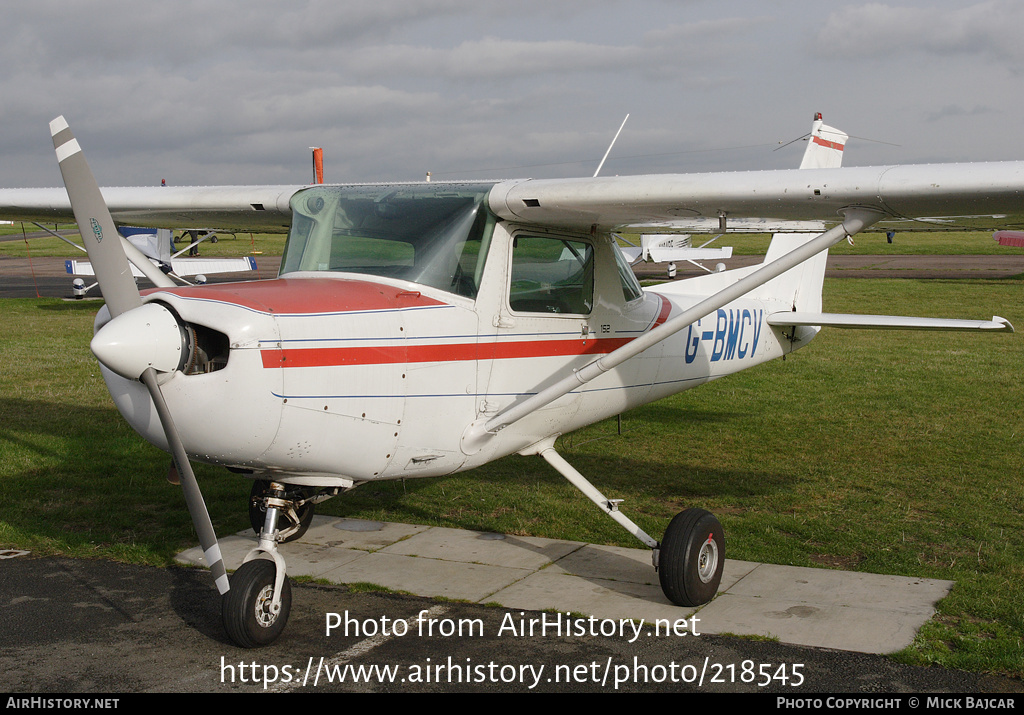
[0,114,1017,648]
[63,226,257,296]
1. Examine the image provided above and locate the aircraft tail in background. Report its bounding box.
[799,112,847,170]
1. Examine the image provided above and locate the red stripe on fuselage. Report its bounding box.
[261,294,673,369]
[651,293,671,328]
[260,336,637,369]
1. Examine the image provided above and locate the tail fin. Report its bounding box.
[311,147,324,184]
[751,233,830,352]
[799,112,847,169]
[758,233,829,313]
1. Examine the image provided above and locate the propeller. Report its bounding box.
[50,116,230,595]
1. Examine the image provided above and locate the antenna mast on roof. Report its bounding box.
[594,114,629,177]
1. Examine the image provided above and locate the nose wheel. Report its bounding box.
[225,480,295,648]
[222,559,292,648]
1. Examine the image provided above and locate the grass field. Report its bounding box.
[2,225,1021,259]
[0,271,1022,677]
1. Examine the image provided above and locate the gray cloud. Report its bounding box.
[0,1,1020,188]
[813,1,1024,66]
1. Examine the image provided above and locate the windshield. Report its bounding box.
[281,183,497,299]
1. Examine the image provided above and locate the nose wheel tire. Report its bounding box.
[659,508,724,607]
[222,559,292,648]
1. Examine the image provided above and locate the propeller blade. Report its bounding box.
[50,116,142,318]
[51,116,229,596]
[141,367,229,594]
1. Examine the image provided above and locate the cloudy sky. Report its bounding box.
[2,0,1022,188]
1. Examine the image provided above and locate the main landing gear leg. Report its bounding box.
[223,482,292,648]
[531,437,724,608]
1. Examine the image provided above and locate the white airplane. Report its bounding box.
[0,115,1017,649]
[63,226,258,296]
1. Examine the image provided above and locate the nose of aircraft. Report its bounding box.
[90,302,188,380]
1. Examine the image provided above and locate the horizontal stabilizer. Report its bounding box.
[169,256,258,276]
[647,246,733,262]
[767,311,1014,332]
[619,245,732,262]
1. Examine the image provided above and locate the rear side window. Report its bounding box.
[612,239,644,303]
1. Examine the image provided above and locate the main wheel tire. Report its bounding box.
[659,508,724,607]
[222,559,292,648]
[249,481,315,543]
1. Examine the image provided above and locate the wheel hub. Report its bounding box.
[254,584,279,627]
[697,533,719,584]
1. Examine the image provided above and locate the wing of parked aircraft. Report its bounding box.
[65,227,257,279]
[66,255,258,278]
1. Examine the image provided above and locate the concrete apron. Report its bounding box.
[176,515,952,655]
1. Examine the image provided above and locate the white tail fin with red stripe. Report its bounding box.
[799,112,848,169]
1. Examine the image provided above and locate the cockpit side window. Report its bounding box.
[509,235,594,315]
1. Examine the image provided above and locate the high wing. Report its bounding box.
[486,162,1024,234]
[2,165,1024,237]
[0,185,300,232]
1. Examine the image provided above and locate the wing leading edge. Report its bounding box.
[0,185,303,232]
[487,162,1024,233]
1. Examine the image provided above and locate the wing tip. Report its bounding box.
[992,316,1015,332]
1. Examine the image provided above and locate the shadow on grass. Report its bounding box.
[0,396,251,562]
[315,440,795,549]
[2,392,794,566]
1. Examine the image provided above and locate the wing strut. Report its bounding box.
[529,436,659,550]
[462,207,883,452]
